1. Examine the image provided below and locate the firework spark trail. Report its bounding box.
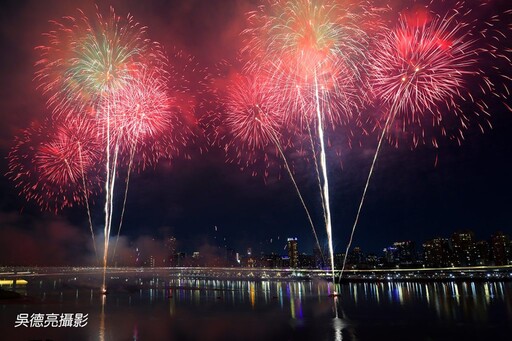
[264,118,325,264]
[304,119,329,262]
[111,146,135,262]
[99,59,178,278]
[111,113,148,262]
[336,13,470,277]
[77,141,98,263]
[314,71,335,283]
[102,137,121,292]
[102,98,112,293]
[339,103,397,281]
[101,121,122,291]
[109,100,137,263]
[107,50,195,262]
[97,56,185,272]
[108,72,167,261]
[306,117,327,246]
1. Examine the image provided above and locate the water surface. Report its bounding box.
[1,269,511,340]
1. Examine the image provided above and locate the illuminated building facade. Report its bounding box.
[491,232,512,265]
[287,238,299,268]
[452,231,476,266]
[423,238,452,267]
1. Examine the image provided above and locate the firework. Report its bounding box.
[35,6,165,118]
[93,67,168,163]
[109,47,202,262]
[205,58,286,176]
[7,117,101,212]
[268,56,363,131]
[224,73,285,150]
[367,7,490,147]
[210,70,284,177]
[243,0,370,129]
[153,48,201,165]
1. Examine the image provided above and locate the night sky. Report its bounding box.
[0,0,511,266]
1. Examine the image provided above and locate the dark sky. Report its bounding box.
[0,0,511,266]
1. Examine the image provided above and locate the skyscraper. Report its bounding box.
[423,238,452,267]
[452,231,476,266]
[491,231,512,265]
[164,237,177,266]
[393,241,417,265]
[287,238,299,268]
[475,240,491,265]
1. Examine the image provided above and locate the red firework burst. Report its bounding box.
[7,117,101,212]
[224,72,284,150]
[205,58,304,178]
[213,71,289,176]
[95,66,171,159]
[367,7,495,147]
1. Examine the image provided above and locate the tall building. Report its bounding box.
[423,238,452,267]
[348,246,364,266]
[491,231,512,265]
[383,246,398,265]
[333,253,345,269]
[474,240,491,265]
[287,238,299,268]
[164,237,177,266]
[175,252,186,267]
[452,231,476,266]
[393,241,417,265]
[260,253,283,268]
[366,254,378,268]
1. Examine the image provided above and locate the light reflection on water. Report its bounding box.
[1,272,512,340]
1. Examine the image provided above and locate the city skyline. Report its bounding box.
[122,229,512,270]
[0,0,511,267]
[3,207,511,267]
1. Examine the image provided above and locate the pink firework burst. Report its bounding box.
[7,117,101,212]
[367,6,497,148]
[214,71,289,177]
[223,72,284,150]
[96,66,172,167]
